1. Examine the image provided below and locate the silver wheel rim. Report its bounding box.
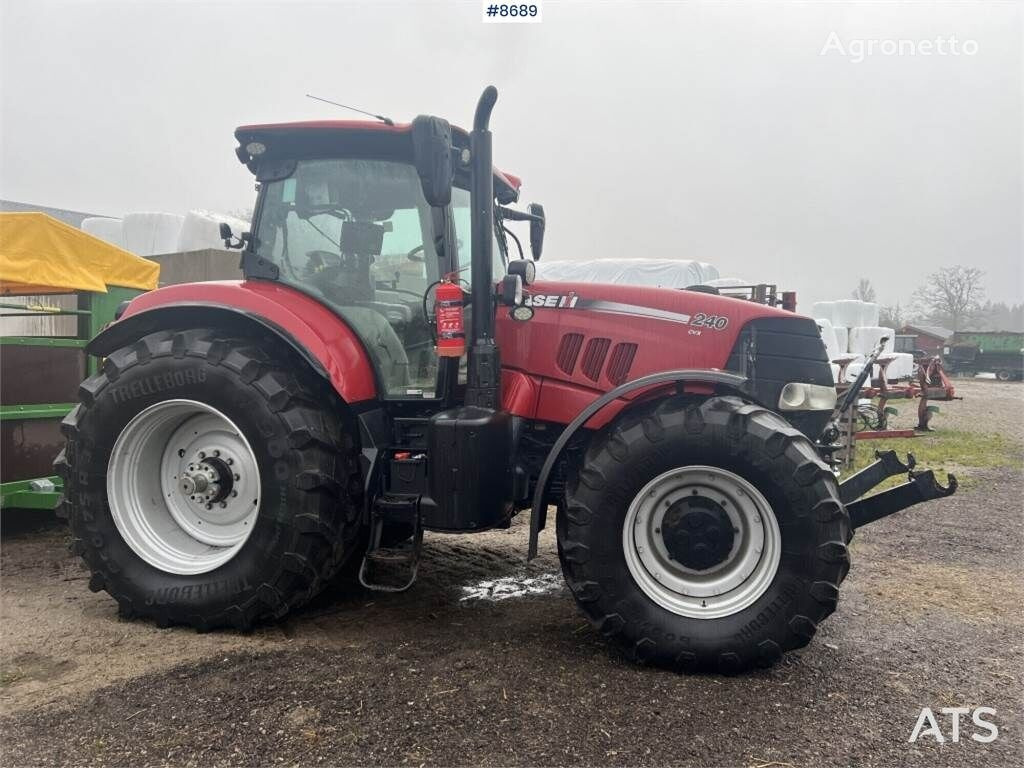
[107,399,261,575]
[622,465,781,620]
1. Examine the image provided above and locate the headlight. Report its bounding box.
[778,382,837,411]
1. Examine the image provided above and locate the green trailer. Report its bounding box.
[0,213,159,511]
[944,331,1024,381]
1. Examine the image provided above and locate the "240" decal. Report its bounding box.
[690,312,729,330]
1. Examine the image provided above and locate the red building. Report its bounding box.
[897,324,952,355]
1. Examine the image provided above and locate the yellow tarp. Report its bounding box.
[0,212,160,295]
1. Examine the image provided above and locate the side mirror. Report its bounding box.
[219,222,248,250]
[411,115,454,207]
[527,203,545,260]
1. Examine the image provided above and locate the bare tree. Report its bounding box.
[911,266,985,332]
[879,302,904,329]
[851,278,876,302]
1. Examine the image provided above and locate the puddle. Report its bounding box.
[459,571,564,602]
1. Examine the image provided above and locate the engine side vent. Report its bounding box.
[581,337,612,382]
[556,333,585,375]
[606,342,638,385]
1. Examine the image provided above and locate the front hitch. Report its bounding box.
[841,451,957,529]
[838,449,916,504]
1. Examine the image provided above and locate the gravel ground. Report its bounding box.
[1,379,1021,767]
[884,378,1024,443]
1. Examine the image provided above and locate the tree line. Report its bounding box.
[850,267,1023,334]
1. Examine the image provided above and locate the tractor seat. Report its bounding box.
[338,306,410,390]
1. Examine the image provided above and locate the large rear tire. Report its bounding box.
[558,396,851,673]
[56,329,363,630]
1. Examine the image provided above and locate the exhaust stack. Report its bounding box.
[465,86,500,409]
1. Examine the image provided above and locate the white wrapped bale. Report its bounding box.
[834,326,849,353]
[849,326,896,356]
[859,301,880,327]
[814,318,840,362]
[123,212,185,256]
[535,259,718,289]
[832,299,864,328]
[844,361,866,383]
[829,363,840,384]
[177,210,250,253]
[882,352,915,381]
[694,262,720,283]
[812,301,836,324]
[706,277,749,288]
[81,217,125,249]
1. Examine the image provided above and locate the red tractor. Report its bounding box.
[59,88,955,672]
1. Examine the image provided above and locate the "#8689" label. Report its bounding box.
[482,2,542,23]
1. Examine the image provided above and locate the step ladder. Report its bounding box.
[358,494,423,593]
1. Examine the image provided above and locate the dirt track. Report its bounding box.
[1,380,1022,767]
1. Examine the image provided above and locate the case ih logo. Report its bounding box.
[527,293,579,308]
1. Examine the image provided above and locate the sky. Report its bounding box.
[1,0,1021,311]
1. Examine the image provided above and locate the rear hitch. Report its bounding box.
[838,449,916,504]
[846,468,957,529]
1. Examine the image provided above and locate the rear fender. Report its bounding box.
[86,281,377,404]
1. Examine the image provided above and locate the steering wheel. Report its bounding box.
[303,249,343,277]
[407,244,427,263]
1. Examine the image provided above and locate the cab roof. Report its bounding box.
[234,119,522,204]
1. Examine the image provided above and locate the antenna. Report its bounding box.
[305,94,394,126]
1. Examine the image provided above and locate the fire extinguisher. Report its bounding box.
[434,274,465,358]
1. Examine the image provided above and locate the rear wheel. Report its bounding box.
[995,369,1011,381]
[558,396,851,673]
[57,329,363,630]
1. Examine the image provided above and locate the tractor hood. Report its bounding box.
[497,279,834,436]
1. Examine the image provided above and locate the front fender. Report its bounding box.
[527,369,751,559]
[87,280,377,404]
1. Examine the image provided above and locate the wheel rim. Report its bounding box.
[622,465,781,620]
[107,399,261,575]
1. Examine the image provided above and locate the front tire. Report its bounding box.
[57,329,362,630]
[558,396,851,673]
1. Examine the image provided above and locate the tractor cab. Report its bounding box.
[233,119,524,400]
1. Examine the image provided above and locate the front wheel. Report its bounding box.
[58,329,363,630]
[558,396,851,673]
